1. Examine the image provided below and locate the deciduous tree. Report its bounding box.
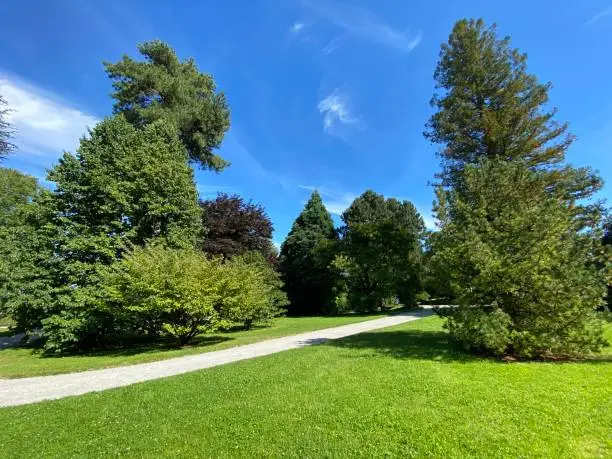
[340,191,424,312]
[200,193,274,262]
[13,116,201,352]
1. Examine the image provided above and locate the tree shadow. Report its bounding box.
[0,332,234,359]
[325,329,481,363]
[324,329,612,364]
[71,335,235,359]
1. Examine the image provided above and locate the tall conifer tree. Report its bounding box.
[279,191,337,315]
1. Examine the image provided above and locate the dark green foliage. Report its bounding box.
[279,191,338,315]
[9,116,202,352]
[0,169,48,331]
[421,231,455,302]
[0,95,15,160]
[426,19,608,359]
[432,159,607,358]
[340,191,425,312]
[445,307,512,356]
[200,193,275,263]
[105,40,230,171]
[425,18,601,210]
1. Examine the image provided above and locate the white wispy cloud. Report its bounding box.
[0,76,99,163]
[304,0,422,53]
[196,184,239,199]
[317,89,362,138]
[322,35,345,54]
[289,21,305,34]
[299,185,356,215]
[587,6,612,25]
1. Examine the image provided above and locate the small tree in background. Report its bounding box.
[200,193,275,262]
[0,169,48,331]
[218,252,287,329]
[340,191,425,312]
[0,95,16,160]
[105,40,230,171]
[234,251,288,326]
[279,191,338,315]
[432,159,607,358]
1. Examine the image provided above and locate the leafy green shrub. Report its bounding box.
[234,251,288,323]
[445,307,512,356]
[104,245,223,346]
[218,252,286,329]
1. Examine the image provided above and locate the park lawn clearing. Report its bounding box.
[0,312,398,378]
[0,316,610,458]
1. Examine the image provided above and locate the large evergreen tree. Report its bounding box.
[279,191,338,315]
[425,18,601,210]
[427,19,608,358]
[105,40,231,171]
[340,191,424,312]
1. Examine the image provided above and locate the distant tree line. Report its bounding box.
[279,190,425,316]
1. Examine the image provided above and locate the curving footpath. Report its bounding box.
[0,309,433,408]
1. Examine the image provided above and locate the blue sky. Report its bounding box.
[1,0,611,246]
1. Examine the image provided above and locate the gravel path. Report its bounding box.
[0,309,432,407]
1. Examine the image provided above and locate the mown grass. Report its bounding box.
[0,316,610,458]
[0,312,399,378]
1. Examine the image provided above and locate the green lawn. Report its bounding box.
[1,316,610,458]
[0,312,397,378]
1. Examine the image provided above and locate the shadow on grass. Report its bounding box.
[324,329,612,364]
[325,329,480,363]
[72,335,235,359]
[0,333,235,359]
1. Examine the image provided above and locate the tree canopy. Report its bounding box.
[432,159,607,357]
[105,40,230,171]
[200,193,275,262]
[424,18,601,207]
[340,191,425,312]
[279,191,338,315]
[4,116,202,352]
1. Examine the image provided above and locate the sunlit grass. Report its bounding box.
[0,311,399,378]
[0,316,610,458]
